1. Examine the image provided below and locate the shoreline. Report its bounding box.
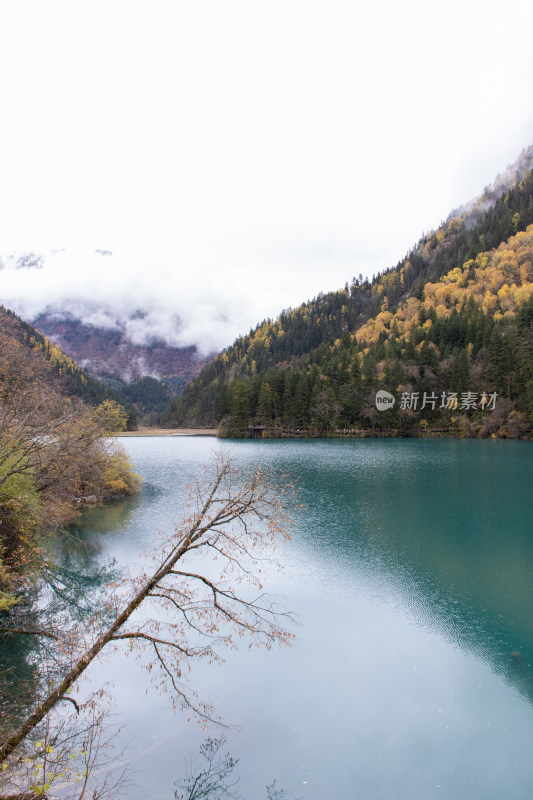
[118,428,532,441]
[118,427,217,437]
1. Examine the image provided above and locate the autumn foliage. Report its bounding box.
[166,169,533,439]
[0,312,140,610]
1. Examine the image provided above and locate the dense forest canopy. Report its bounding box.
[166,167,533,439]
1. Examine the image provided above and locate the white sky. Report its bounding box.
[1,0,533,353]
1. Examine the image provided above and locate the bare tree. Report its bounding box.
[173,737,299,800]
[0,454,296,768]
[174,736,300,800]
[266,782,296,800]
[0,702,129,800]
[174,736,240,800]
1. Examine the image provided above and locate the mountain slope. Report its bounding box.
[33,312,212,390]
[0,306,159,421]
[167,153,533,438]
[0,305,115,405]
[0,247,216,391]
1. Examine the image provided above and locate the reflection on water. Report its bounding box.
[3,437,533,800]
[68,489,144,540]
[275,439,533,704]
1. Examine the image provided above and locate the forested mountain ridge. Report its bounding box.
[166,157,533,438]
[0,248,216,391]
[1,305,114,405]
[0,306,176,422]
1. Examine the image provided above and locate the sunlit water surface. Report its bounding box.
[32,439,533,797]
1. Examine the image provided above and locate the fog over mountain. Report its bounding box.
[0,248,262,357]
[1,1,533,364]
[5,143,533,368]
[2,0,533,385]
[0,233,391,364]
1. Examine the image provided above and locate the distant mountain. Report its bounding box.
[0,247,216,393]
[0,305,120,408]
[167,144,533,439]
[33,312,212,391]
[0,251,45,270]
[0,305,181,423]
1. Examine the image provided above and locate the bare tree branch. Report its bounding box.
[0,454,296,763]
[0,629,59,640]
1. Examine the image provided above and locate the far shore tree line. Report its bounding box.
[163,291,533,440]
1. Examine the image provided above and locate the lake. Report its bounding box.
[14,438,533,798]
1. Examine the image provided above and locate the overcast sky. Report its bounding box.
[1,0,533,353]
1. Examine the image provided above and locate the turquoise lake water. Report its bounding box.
[18,437,533,798]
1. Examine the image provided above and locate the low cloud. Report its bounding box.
[0,239,372,356]
[0,248,313,355]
